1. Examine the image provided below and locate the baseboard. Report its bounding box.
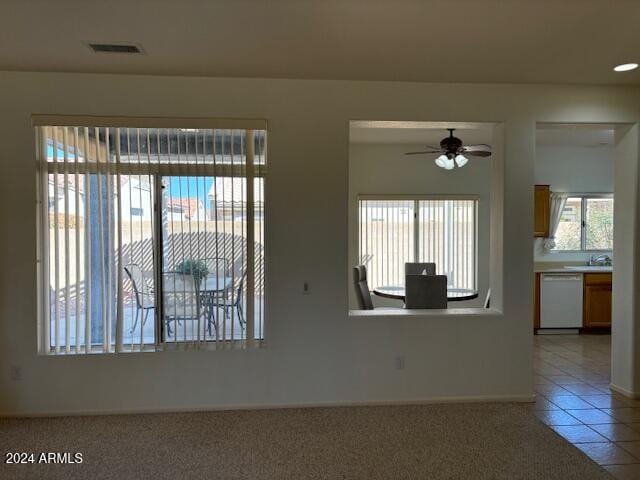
[610,383,640,399]
[0,393,536,418]
[536,329,580,335]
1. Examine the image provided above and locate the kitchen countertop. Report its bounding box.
[534,264,613,274]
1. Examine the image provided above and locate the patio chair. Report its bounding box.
[405,274,447,309]
[405,262,436,275]
[124,264,155,334]
[211,270,247,333]
[202,257,232,297]
[162,272,200,337]
[203,257,231,279]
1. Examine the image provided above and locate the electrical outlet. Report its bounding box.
[302,282,311,294]
[10,365,22,381]
[395,356,406,370]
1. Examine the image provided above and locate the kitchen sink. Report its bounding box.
[563,265,613,272]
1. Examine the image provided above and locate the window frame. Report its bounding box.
[357,194,479,291]
[552,193,613,253]
[34,117,267,355]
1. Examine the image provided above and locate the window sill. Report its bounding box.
[40,339,265,356]
[348,307,503,320]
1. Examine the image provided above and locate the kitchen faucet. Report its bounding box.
[589,254,612,266]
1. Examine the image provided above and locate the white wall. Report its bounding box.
[0,72,639,415]
[535,145,614,193]
[612,125,640,397]
[534,144,614,263]
[349,143,491,308]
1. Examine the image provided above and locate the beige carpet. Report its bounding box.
[0,403,611,480]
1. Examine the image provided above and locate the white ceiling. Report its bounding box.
[350,121,494,145]
[350,121,617,146]
[1,1,640,85]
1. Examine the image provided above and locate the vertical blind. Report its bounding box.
[36,121,266,354]
[359,198,477,291]
[358,200,414,290]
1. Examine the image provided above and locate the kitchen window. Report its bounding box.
[35,118,266,355]
[553,195,613,252]
[358,197,477,291]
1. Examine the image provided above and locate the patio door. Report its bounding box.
[37,122,266,355]
[159,174,240,343]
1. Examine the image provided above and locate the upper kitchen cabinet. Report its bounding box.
[534,185,550,237]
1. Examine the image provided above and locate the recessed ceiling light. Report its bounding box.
[613,63,638,72]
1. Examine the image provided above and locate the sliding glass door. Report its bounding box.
[37,124,266,354]
[358,197,477,291]
[160,175,265,344]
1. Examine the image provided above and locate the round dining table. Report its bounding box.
[373,285,478,302]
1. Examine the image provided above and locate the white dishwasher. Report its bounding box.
[540,273,583,329]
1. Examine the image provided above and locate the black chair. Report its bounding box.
[353,265,374,310]
[405,274,448,309]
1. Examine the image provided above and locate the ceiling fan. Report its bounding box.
[405,128,491,170]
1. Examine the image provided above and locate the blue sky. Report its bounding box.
[48,142,214,204]
[167,176,213,204]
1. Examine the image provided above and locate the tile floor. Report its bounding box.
[533,334,640,479]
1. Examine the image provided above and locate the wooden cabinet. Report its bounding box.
[534,185,550,237]
[583,273,612,328]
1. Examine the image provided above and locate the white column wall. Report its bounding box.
[612,124,640,397]
[0,73,638,415]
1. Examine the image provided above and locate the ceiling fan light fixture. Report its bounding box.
[613,63,638,72]
[435,154,449,168]
[407,128,491,167]
[454,154,468,167]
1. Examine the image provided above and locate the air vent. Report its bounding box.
[88,43,143,54]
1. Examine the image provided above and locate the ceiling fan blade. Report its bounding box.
[464,150,492,157]
[461,144,492,157]
[463,143,491,149]
[404,150,442,155]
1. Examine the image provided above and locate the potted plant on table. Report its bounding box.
[175,260,209,288]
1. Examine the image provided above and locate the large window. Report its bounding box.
[358,197,477,291]
[36,121,266,354]
[554,195,613,252]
